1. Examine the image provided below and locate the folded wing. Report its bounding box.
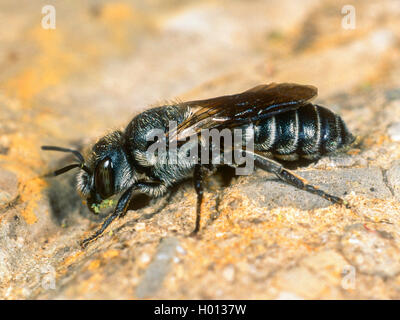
[170,83,318,140]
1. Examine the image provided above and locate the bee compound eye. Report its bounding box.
[95,157,115,198]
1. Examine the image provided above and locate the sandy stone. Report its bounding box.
[1,0,400,300]
[135,237,179,299]
[0,167,18,206]
[387,160,400,201]
[272,267,326,299]
[388,123,400,142]
[339,224,400,278]
[238,167,392,211]
[302,250,349,285]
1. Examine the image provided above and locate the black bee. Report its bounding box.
[42,83,355,248]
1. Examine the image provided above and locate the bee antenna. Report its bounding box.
[41,145,92,176]
[52,164,81,176]
[41,145,86,163]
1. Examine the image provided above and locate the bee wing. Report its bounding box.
[170,83,317,140]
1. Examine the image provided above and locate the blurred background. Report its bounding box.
[1,0,400,299]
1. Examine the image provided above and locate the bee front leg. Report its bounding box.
[81,186,135,248]
[81,181,167,248]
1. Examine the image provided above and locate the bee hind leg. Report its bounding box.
[251,151,346,206]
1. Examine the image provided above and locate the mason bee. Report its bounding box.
[42,83,354,248]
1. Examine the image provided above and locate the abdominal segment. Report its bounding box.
[253,103,354,161]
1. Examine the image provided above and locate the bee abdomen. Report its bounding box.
[254,103,354,160]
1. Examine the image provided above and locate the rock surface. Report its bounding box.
[1,0,400,299]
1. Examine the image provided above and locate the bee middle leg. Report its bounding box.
[251,151,344,205]
[190,164,206,236]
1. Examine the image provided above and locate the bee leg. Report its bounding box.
[252,152,345,206]
[190,164,205,236]
[81,181,167,248]
[117,181,167,219]
[81,186,135,248]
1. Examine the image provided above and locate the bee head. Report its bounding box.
[42,131,136,213]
